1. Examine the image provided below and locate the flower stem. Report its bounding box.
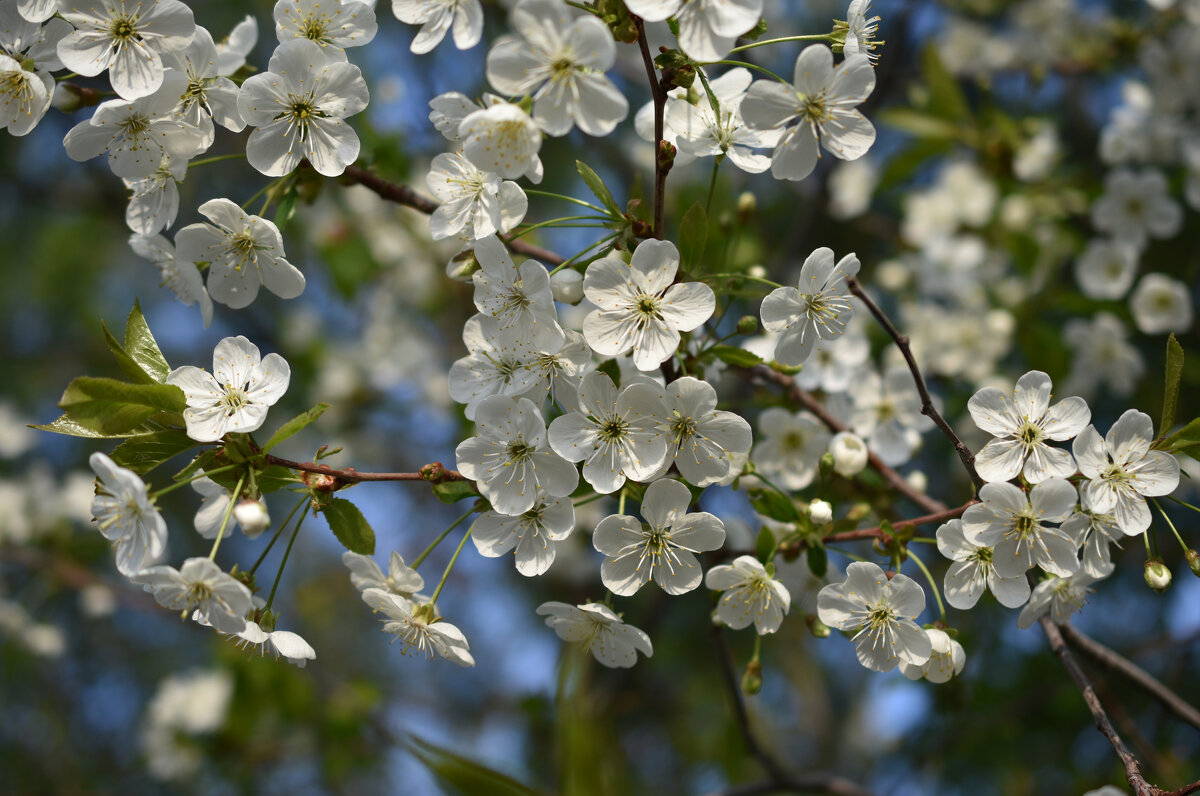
[264,500,307,611]
[248,494,308,576]
[509,216,614,239]
[207,473,246,562]
[1165,494,1200,514]
[698,60,789,84]
[524,189,611,215]
[548,233,619,275]
[726,34,833,54]
[187,153,247,170]
[429,527,473,606]
[618,485,627,517]
[702,273,783,289]
[411,507,476,569]
[150,462,239,500]
[241,180,277,211]
[907,549,946,622]
[1151,498,1187,552]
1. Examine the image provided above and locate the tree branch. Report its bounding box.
[822,501,976,543]
[845,277,983,491]
[264,454,468,487]
[341,164,565,265]
[1060,623,1200,734]
[633,18,670,239]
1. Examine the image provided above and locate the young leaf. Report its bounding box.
[755,526,775,563]
[323,497,376,554]
[806,540,828,577]
[677,201,708,274]
[433,480,481,505]
[103,322,158,385]
[32,413,164,439]
[262,403,330,452]
[1165,417,1200,451]
[921,43,971,122]
[109,429,201,474]
[748,487,800,523]
[405,734,544,796]
[124,300,171,382]
[709,345,763,368]
[1161,333,1184,437]
[576,160,622,218]
[58,377,186,435]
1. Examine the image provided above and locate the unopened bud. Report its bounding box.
[1187,549,1200,578]
[806,615,831,638]
[740,658,763,696]
[747,264,767,279]
[736,191,756,218]
[657,140,676,172]
[907,470,928,494]
[445,249,479,282]
[1145,559,1172,592]
[735,315,758,335]
[829,431,869,477]
[233,499,270,538]
[809,499,833,525]
[550,268,584,304]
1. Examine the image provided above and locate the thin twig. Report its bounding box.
[845,278,983,491]
[264,454,467,485]
[1061,623,1200,734]
[341,164,565,265]
[822,501,977,543]
[633,18,669,239]
[749,365,946,515]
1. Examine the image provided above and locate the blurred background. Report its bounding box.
[2,0,1199,793]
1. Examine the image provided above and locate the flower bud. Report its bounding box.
[907,471,928,494]
[736,315,758,336]
[1145,559,1172,592]
[737,191,756,219]
[1187,549,1200,578]
[234,499,270,538]
[747,264,767,280]
[550,268,584,304]
[445,249,479,282]
[740,658,762,696]
[809,499,833,525]
[806,615,831,638]
[829,431,869,477]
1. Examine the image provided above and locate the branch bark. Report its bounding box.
[264,454,468,486]
[822,501,976,543]
[633,18,669,239]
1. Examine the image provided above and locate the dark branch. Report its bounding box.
[633,18,669,239]
[822,501,977,543]
[264,454,468,486]
[845,277,984,491]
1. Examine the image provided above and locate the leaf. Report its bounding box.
[176,449,219,482]
[59,377,186,435]
[1161,333,1184,438]
[806,540,828,577]
[405,734,544,796]
[755,526,775,564]
[206,463,297,496]
[576,160,622,218]
[124,299,171,382]
[1166,417,1200,451]
[709,345,762,368]
[32,413,164,439]
[878,108,961,141]
[432,479,480,505]
[109,429,201,474]
[748,487,800,523]
[103,321,158,385]
[677,201,708,274]
[323,498,376,554]
[274,187,298,230]
[263,403,330,452]
[921,43,970,121]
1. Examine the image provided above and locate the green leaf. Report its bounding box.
[405,734,543,796]
[32,413,164,439]
[576,161,622,218]
[59,377,186,435]
[1161,333,1184,438]
[748,487,800,523]
[103,321,158,385]
[176,449,219,482]
[921,43,970,121]
[432,479,480,505]
[1166,417,1200,451]
[709,345,762,368]
[878,108,961,140]
[806,540,828,577]
[755,526,776,563]
[109,429,201,474]
[677,201,708,274]
[124,300,171,382]
[274,187,298,230]
[206,463,297,496]
[323,498,376,554]
[263,403,330,452]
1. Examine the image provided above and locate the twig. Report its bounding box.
[264,454,468,486]
[822,501,977,543]
[845,278,983,491]
[749,365,946,515]
[633,18,669,239]
[1061,623,1200,734]
[341,164,565,265]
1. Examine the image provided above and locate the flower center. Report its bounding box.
[120,113,151,139]
[800,93,833,124]
[505,440,535,464]
[598,416,629,443]
[1017,421,1043,446]
[299,16,331,43]
[669,414,697,445]
[109,15,139,44]
[276,95,325,141]
[219,386,250,417]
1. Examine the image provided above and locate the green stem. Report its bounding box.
[824,545,868,563]
[1165,494,1200,514]
[573,492,609,508]
[726,34,833,54]
[618,486,627,517]
[548,233,619,275]
[411,507,476,569]
[248,494,308,576]
[241,180,276,211]
[749,470,792,503]
[705,156,722,214]
[524,189,611,215]
[907,549,946,622]
[265,500,307,611]
[702,272,783,289]
[207,473,246,562]
[187,153,246,170]
[699,60,789,84]
[509,216,613,239]
[1151,498,1188,552]
[150,462,239,500]
[429,528,473,605]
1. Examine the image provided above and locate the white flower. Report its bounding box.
[626,0,761,61]
[760,248,860,366]
[843,0,883,64]
[828,158,879,220]
[792,323,869,393]
[215,15,258,75]
[741,45,876,181]
[664,68,782,174]
[89,451,167,576]
[342,550,425,596]
[275,0,377,59]
[392,0,482,53]
[705,555,792,634]
[166,335,291,443]
[448,315,542,421]
[659,376,752,487]
[471,493,574,576]
[485,0,627,137]
[1073,409,1180,535]
[164,26,245,140]
[834,367,929,467]
[1062,505,1123,579]
[519,329,591,409]
[582,239,716,372]
[16,0,57,23]
[960,480,1080,578]
[817,561,932,673]
[828,431,869,477]
[426,152,527,241]
[132,558,253,634]
[899,628,965,684]
[1017,572,1097,630]
[174,198,306,309]
[455,394,579,516]
[547,371,669,494]
[129,233,213,327]
[593,478,725,596]
[936,518,1031,610]
[1090,169,1182,249]
[1063,313,1144,399]
[536,601,653,668]
[809,499,833,524]
[62,70,205,180]
[457,97,544,182]
[751,407,831,491]
[235,619,316,667]
[471,234,565,352]
[1130,273,1193,335]
[232,499,270,537]
[124,156,186,236]
[1074,239,1139,300]
[362,588,475,666]
[191,476,234,539]
[238,38,370,177]
[0,22,54,135]
[967,370,1091,484]
[57,0,196,100]
[550,269,584,304]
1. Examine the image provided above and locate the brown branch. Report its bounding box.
[750,365,946,515]
[264,454,468,486]
[822,501,977,543]
[1060,623,1200,734]
[845,277,983,492]
[701,775,876,796]
[341,164,565,265]
[633,18,669,239]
